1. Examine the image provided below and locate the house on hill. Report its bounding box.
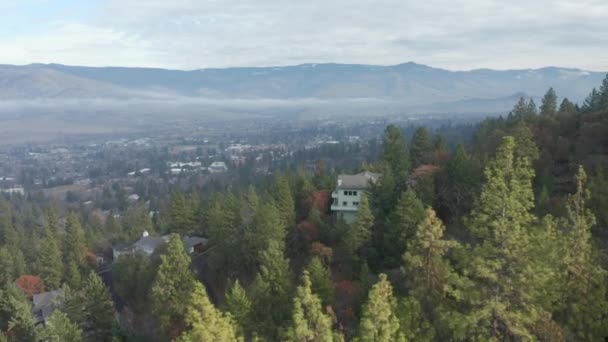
[32,290,63,325]
[112,231,208,260]
[331,171,381,223]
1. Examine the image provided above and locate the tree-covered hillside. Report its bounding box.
[1,74,608,341]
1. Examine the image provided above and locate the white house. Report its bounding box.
[331,171,381,223]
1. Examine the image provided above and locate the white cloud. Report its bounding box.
[1,0,607,70]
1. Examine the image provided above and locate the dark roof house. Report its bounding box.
[32,290,63,325]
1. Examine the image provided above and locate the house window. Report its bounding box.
[343,201,347,206]
[353,201,359,206]
[353,191,358,196]
[344,191,348,196]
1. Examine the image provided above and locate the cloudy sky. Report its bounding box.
[2,0,607,71]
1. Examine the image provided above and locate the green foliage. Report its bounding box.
[410,127,432,168]
[356,274,403,342]
[284,271,336,342]
[37,311,84,342]
[112,254,157,313]
[344,194,373,258]
[384,190,425,267]
[63,213,87,281]
[151,234,196,335]
[38,222,63,289]
[306,257,334,306]
[556,166,608,340]
[250,241,292,339]
[224,280,252,336]
[168,191,195,235]
[63,272,115,342]
[177,282,241,342]
[540,87,557,116]
[462,136,543,339]
[0,284,36,341]
[397,297,435,342]
[382,124,410,192]
[274,173,296,229]
[121,203,153,241]
[403,209,460,306]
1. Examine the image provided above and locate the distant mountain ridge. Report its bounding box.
[0,62,604,107]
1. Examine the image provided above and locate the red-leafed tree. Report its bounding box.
[15,275,45,298]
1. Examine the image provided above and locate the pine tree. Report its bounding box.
[463,136,542,339]
[384,190,425,267]
[557,98,577,115]
[38,223,63,289]
[306,257,334,306]
[557,166,608,340]
[598,73,608,110]
[345,194,373,256]
[0,284,36,342]
[224,280,252,336]
[63,213,87,280]
[177,282,240,342]
[509,97,528,121]
[356,274,403,342]
[582,87,601,112]
[250,241,292,339]
[410,127,432,168]
[62,272,115,342]
[540,87,557,116]
[0,247,14,287]
[382,124,410,193]
[274,173,296,229]
[403,209,460,306]
[284,271,336,342]
[512,123,539,163]
[526,99,538,117]
[169,190,194,235]
[397,297,435,342]
[36,311,84,342]
[151,234,197,335]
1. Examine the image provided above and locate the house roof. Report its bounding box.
[32,290,63,324]
[337,171,381,189]
[183,236,208,251]
[133,235,171,251]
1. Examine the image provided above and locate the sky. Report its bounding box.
[1,0,607,71]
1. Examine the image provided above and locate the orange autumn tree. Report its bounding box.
[15,275,45,298]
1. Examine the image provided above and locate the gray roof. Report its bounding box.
[183,236,208,251]
[337,171,381,189]
[32,290,63,325]
[133,235,171,252]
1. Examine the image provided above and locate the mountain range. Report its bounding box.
[0,62,605,144]
[0,62,604,107]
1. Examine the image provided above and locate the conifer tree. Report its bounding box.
[582,87,601,112]
[177,282,240,342]
[225,280,252,336]
[62,273,115,342]
[397,297,435,342]
[0,284,36,342]
[382,124,410,193]
[169,190,194,235]
[356,274,403,342]
[526,99,538,116]
[285,271,336,342]
[250,241,292,339]
[65,259,82,289]
[557,166,608,340]
[403,209,460,306]
[384,190,425,267]
[151,234,197,335]
[557,98,577,115]
[540,87,557,116]
[306,256,334,306]
[345,194,373,257]
[63,213,87,278]
[410,127,432,168]
[38,223,63,289]
[463,136,542,339]
[36,311,84,342]
[274,173,296,229]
